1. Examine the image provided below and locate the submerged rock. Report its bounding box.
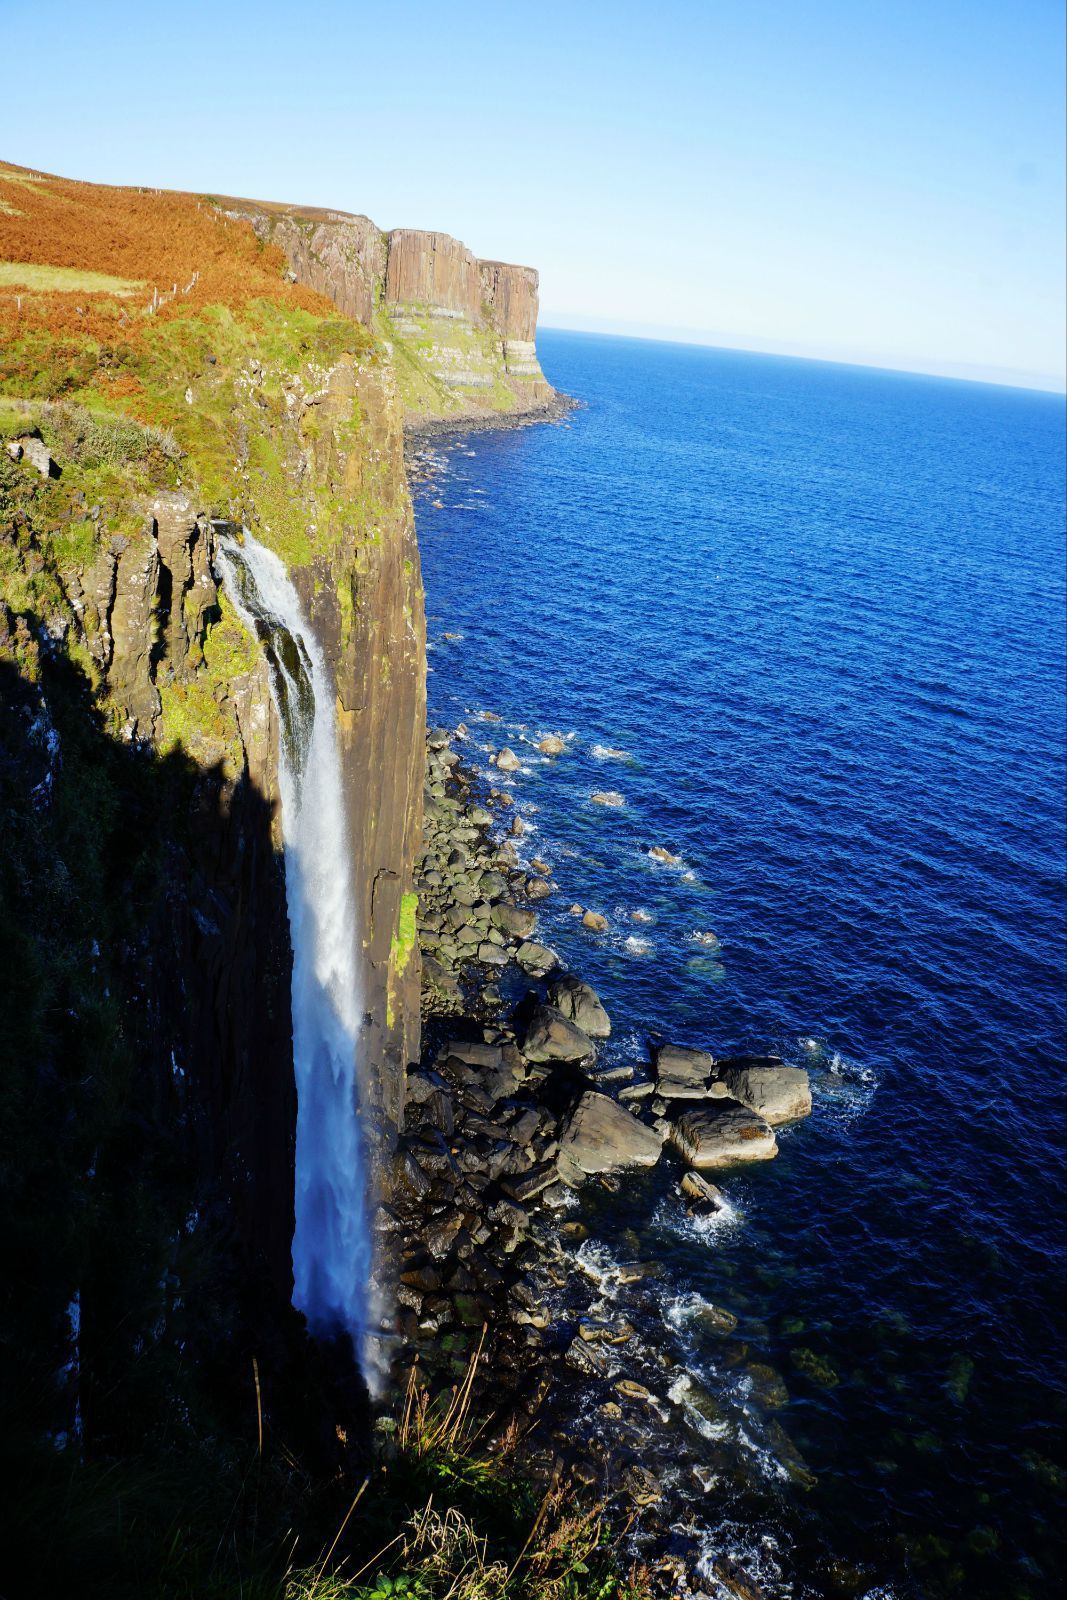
[523,1004,595,1063]
[668,1099,777,1167]
[557,1090,664,1182]
[648,845,681,865]
[547,973,611,1038]
[590,790,625,806]
[790,1346,840,1388]
[718,1057,812,1124]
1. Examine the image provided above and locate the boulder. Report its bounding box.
[477,943,509,966]
[582,910,609,932]
[547,974,611,1039]
[557,1091,664,1182]
[10,435,56,478]
[515,940,559,977]
[668,1099,777,1167]
[421,955,461,1001]
[717,1057,812,1124]
[654,1042,714,1097]
[537,734,566,756]
[495,747,521,771]
[680,1170,727,1211]
[443,1040,502,1069]
[523,1004,594,1063]
[590,790,625,807]
[491,902,537,939]
[525,875,553,900]
[648,845,681,865]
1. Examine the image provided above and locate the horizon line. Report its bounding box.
[537,316,1067,397]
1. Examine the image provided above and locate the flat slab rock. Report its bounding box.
[668,1097,777,1167]
[557,1090,664,1184]
[717,1056,812,1125]
[523,1003,594,1063]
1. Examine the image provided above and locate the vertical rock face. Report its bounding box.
[105,507,296,1291]
[1,462,297,1299]
[479,259,540,342]
[384,228,483,321]
[287,354,426,1130]
[244,209,387,326]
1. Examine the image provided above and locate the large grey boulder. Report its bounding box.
[548,974,611,1038]
[558,1091,664,1184]
[491,902,537,939]
[523,1004,594,1063]
[653,1042,714,1097]
[515,941,559,977]
[717,1056,812,1125]
[668,1098,777,1167]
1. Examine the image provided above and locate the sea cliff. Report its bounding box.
[219,197,558,423]
[0,158,643,1598]
[0,161,433,1453]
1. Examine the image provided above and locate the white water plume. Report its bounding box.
[218,531,376,1380]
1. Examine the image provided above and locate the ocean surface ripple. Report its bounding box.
[413,332,1067,1599]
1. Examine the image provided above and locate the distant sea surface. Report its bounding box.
[411,332,1067,1599]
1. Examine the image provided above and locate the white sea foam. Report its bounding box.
[696,1523,793,1600]
[812,1048,879,1126]
[668,1373,731,1442]
[653,1192,742,1245]
[737,1425,793,1483]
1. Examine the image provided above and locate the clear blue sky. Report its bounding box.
[4,0,1065,390]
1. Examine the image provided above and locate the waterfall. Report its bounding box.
[218,530,376,1378]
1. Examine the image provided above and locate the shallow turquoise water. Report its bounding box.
[413,332,1067,1598]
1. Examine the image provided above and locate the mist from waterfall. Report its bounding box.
[218,530,376,1380]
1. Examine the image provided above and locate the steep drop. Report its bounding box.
[219,531,376,1377]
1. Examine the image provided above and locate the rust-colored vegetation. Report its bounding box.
[0,159,333,354]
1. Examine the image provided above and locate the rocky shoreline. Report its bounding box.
[405,391,580,454]
[378,723,816,1594]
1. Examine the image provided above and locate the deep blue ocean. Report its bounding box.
[412,331,1067,1599]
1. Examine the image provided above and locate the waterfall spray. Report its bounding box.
[219,530,378,1380]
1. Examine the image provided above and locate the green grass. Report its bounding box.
[0,260,146,296]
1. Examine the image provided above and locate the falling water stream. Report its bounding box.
[218,529,376,1380]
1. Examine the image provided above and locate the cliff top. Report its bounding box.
[0,157,555,436]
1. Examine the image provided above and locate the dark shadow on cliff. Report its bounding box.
[0,641,370,1598]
